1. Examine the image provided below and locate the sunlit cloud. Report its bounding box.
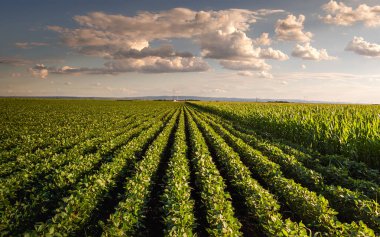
[104,57,210,73]
[321,1,380,27]
[259,48,289,61]
[275,14,312,42]
[253,32,271,46]
[1,1,380,102]
[48,8,285,74]
[345,36,380,57]
[292,43,336,61]
[236,70,272,78]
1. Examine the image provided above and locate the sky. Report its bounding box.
[1,0,380,103]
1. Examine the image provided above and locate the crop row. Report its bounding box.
[0,110,172,234]
[0,113,143,178]
[1,100,378,236]
[1,105,136,162]
[160,110,195,236]
[0,100,170,162]
[24,109,177,236]
[193,108,380,233]
[188,107,376,236]
[102,108,179,235]
[185,109,242,236]
[188,108,308,236]
[0,111,164,212]
[210,114,380,187]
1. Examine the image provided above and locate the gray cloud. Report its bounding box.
[50,66,87,74]
[0,57,32,66]
[11,72,22,78]
[113,45,193,59]
[29,64,49,79]
[15,42,49,49]
[76,45,193,59]
[50,56,210,75]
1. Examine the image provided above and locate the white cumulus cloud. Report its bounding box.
[48,8,285,74]
[292,43,336,61]
[49,8,268,59]
[237,70,272,78]
[259,47,289,61]
[200,30,260,60]
[105,57,210,73]
[345,36,380,57]
[321,1,380,27]
[253,32,271,46]
[275,14,313,42]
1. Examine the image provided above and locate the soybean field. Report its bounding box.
[0,99,379,236]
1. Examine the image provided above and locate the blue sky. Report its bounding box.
[1,0,380,103]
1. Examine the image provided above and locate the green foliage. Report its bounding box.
[160,110,196,236]
[189,101,380,169]
[195,109,380,232]
[102,109,179,235]
[186,110,242,236]
[0,110,170,234]
[189,109,308,236]
[1,99,379,236]
[188,107,375,235]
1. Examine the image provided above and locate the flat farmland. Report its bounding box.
[0,99,379,236]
